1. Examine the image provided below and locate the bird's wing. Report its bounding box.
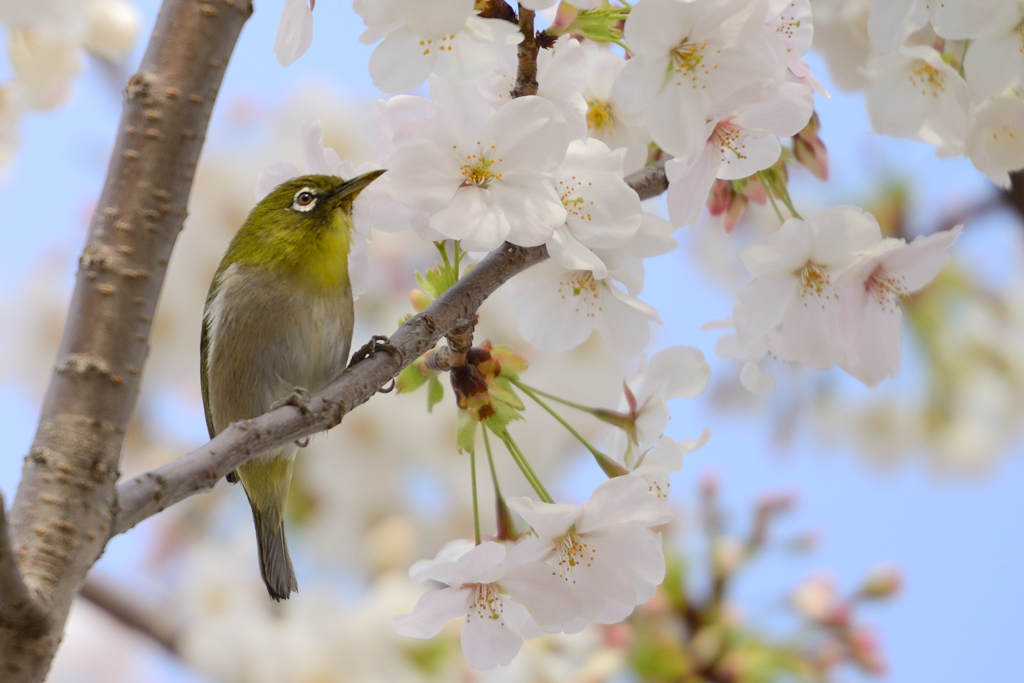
[200,274,220,440]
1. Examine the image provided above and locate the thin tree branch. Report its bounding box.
[511,5,539,98]
[0,493,45,630]
[111,160,670,535]
[0,0,252,679]
[79,575,179,655]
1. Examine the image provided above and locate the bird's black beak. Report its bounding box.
[332,169,386,202]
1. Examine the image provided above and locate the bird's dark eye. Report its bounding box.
[291,188,318,212]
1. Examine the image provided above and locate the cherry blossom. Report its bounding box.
[716,326,778,394]
[386,87,569,251]
[545,138,642,279]
[865,45,969,157]
[507,476,668,633]
[605,346,712,464]
[837,227,962,386]
[966,94,1024,189]
[767,0,828,95]
[391,539,581,669]
[273,0,313,66]
[581,43,649,173]
[7,28,81,110]
[481,36,589,141]
[516,214,676,355]
[516,260,661,355]
[613,0,785,157]
[365,95,442,240]
[356,0,523,93]
[867,0,1000,53]
[733,206,884,371]
[963,2,1024,100]
[666,81,814,228]
[618,433,712,518]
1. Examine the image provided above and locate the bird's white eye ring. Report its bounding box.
[291,188,318,212]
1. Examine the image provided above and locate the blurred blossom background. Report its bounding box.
[0,1,1021,681]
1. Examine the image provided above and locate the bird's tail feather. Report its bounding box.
[237,455,298,601]
[250,505,298,601]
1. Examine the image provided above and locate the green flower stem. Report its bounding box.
[470,447,481,545]
[776,183,803,220]
[496,428,554,503]
[758,171,787,224]
[483,428,516,541]
[512,378,627,478]
[515,381,596,415]
[483,427,502,498]
[435,240,452,270]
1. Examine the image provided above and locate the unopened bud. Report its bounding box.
[549,3,580,34]
[487,344,529,377]
[713,537,746,575]
[707,179,732,216]
[552,7,627,44]
[409,288,432,312]
[790,574,840,622]
[849,626,888,675]
[700,470,720,499]
[793,111,829,181]
[858,565,903,599]
[85,0,141,63]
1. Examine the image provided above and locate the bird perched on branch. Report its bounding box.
[201,170,384,600]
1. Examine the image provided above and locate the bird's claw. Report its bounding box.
[271,387,315,447]
[271,386,314,415]
[348,335,404,369]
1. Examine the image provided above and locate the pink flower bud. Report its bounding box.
[849,625,888,675]
[794,111,829,181]
[706,180,749,233]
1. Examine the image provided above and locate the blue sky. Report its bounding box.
[0,2,1021,681]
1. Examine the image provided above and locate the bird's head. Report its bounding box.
[226,170,385,285]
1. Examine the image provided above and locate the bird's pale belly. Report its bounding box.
[204,263,354,437]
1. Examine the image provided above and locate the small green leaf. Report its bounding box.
[456,409,477,454]
[490,377,524,411]
[426,376,445,412]
[396,363,428,394]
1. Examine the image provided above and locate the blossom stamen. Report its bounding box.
[796,262,835,309]
[909,61,946,98]
[669,39,711,89]
[460,153,499,187]
[586,100,614,131]
[469,583,505,623]
[554,531,597,583]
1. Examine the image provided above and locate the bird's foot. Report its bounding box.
[348,335,404,369]
[271,387,314,447]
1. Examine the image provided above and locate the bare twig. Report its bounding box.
[112,161,670,535]
[0,493,45,630]
[79,575,179,655]
[511,5,539,98]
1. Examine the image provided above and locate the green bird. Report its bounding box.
[201,170,384,600]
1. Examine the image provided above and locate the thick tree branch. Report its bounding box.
[0,493,45,630]
[0,0,251,679]
[112,161,670,534]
